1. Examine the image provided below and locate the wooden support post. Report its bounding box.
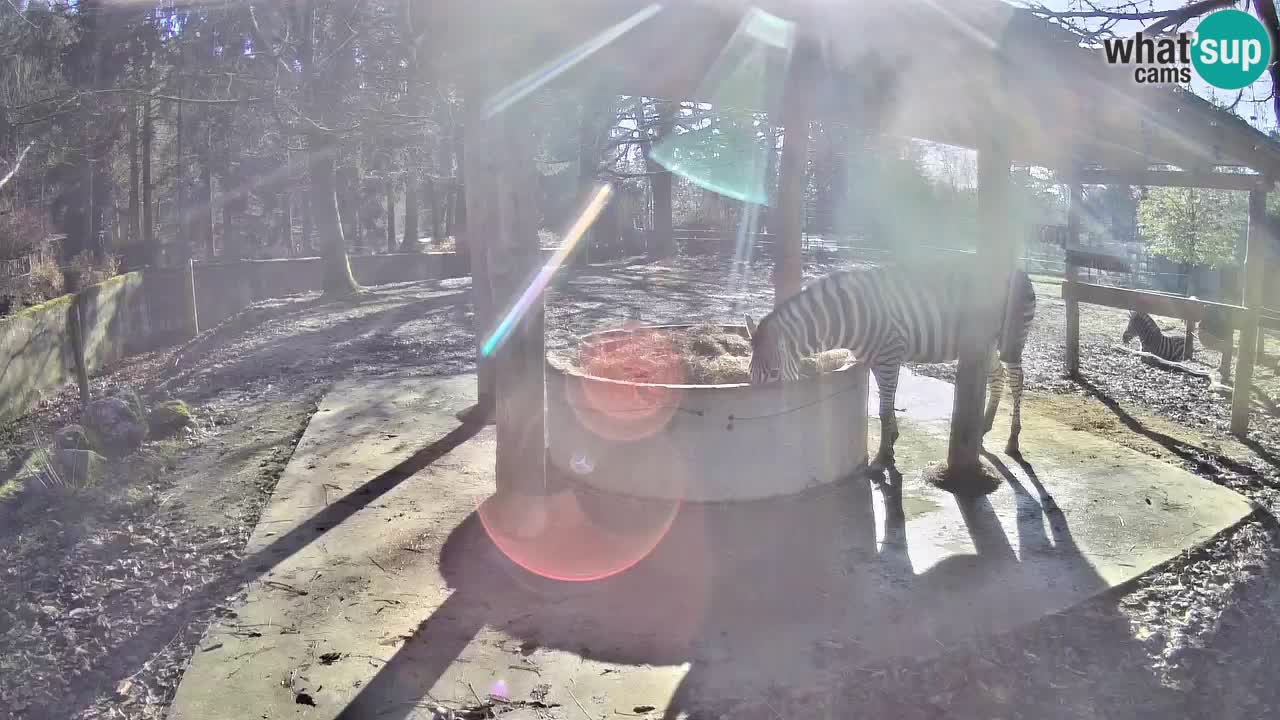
[463,75,544,498]
[947,140,1015,471]
[1184,319,1195,361]
[774,63,810,305]
[1064,183,1082,378]
[1231,189,1268,435]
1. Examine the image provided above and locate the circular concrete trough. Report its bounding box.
[546,325,869,503]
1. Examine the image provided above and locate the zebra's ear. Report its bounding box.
[743,314,757,339]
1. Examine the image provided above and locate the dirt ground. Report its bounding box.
[2,256,1280,719]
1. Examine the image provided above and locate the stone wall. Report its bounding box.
[0,272,150,424]
[0,250,563,423]
[146,252,472,334]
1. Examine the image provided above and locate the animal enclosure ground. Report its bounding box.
[1,256,1279,719]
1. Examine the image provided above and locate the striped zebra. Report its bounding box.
[744,263,1037,470]
[1121,311,1188,361]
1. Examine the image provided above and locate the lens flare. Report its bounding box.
[649,8,795,205]
[482,183,614,359]
[477,485,680,583]
[566,327,685,443]
[482,3,664,119]
[478,427,689,583]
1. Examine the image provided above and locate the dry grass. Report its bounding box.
[576,324,852,385]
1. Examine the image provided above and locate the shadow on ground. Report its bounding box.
[334,461,1184,720]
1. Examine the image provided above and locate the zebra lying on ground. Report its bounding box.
[1121,311,1189,361]
[744,262,1037,470]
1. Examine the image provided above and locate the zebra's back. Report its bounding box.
[816,261,1034,364]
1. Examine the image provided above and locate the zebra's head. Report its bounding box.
[1122,311,1143,345]
[745,313,800,384]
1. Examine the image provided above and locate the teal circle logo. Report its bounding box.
[1192,9,1272,90]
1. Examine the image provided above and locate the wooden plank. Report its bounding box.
[1061,282,1247,324]
[1232,190,1268,435]
[1070,168,1270,192]
[948,139,1014,470]
[1064,184,1081,378]
[1063,248,1130,273]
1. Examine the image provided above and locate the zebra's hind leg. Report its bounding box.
[982,347,1005,436]
[870,359,903,471]
[1005,362,1025,456]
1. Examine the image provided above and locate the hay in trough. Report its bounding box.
[575,325,853,385]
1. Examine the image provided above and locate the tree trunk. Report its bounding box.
[577,102,598,265]
[402,172,419,252]
[262,191,277,257]
[648,108,674,260]
[201,126,215,257]
[443,184,454,243]
[128,102,140,248]
[311,142,359,296]
[142,98,154,264]
[428,176,443,244]
[452,126,467,248]
[385,180,396,253]
[301,189,313,255]
[338,163,361,253]
[174,83,185,260]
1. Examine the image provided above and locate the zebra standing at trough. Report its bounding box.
[745,263,1037,470]
[1121,311,1189,361]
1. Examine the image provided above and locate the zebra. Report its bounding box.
[744,262,1037,470]
[1121,311,1188,361]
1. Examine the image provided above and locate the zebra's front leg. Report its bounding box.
[870,360,903,471]
[1005,362,1025,456]
[982,347,1005,436]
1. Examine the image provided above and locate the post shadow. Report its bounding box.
[332,443,1180,720]
[66,416,488,717]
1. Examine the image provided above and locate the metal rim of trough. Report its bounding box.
[545,324,870,505]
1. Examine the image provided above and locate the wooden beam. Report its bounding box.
[1064,183,1081,378]
[1061,282,1247,324]
[1069,169,1270,192]
[948,139,1014,471]
[1232,190,1269,435]
[774,59,811,305]
[1064,248,1130,274]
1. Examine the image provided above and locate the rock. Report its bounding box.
[148,399,194,438]
[82,397,146,458]
[54,449,107,487]
[109,387,148,422]
[53,424,90,451]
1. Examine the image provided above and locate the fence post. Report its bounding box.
[1064,182,1082,378]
